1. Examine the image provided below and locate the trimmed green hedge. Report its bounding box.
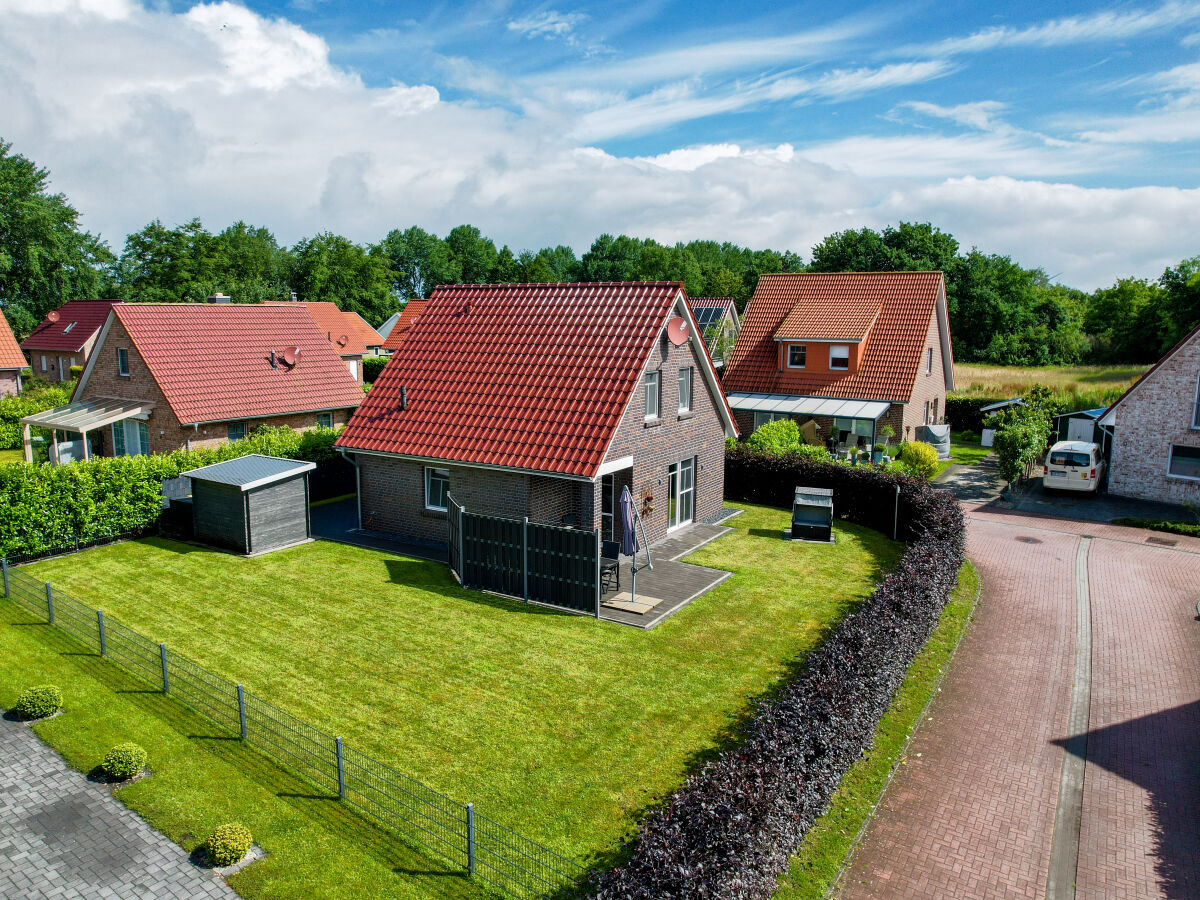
[0,425,342,560]
[362,355,388,384]
[0,381,76,449]
[1111,517,1200,538]
[944,395,996,433]
[103,742,147,780]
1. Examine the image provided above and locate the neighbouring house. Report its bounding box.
[722,272,954,448]
[0,313,25,396]
[20,299,122,383]
[21,303,365,464]
[270,300,385,381]
[1098,322,1200,505]
[335,282,737,548]
[379,299,427,354]
[689,297,741,367]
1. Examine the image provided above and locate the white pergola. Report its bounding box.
[21,397,155,464]
[726,391,891,446]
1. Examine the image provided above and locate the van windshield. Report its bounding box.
[1049,451,1090,467]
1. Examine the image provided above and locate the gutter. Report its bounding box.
[338,449,363,530]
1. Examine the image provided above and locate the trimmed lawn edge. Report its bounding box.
[773,560,981,900]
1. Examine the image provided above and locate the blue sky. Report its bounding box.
[1,0,1198,287]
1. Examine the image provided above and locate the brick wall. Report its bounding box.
[901,309,948,439]
[1107,336,1200,505]
[0,370,19,397]
[604,329,728,544]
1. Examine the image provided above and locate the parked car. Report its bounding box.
[1043,440,1105,494]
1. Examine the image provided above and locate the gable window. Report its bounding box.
[227,422,247,441]
[316,412,333,429]
[40,354,47,372]
[678,367,693,413]
[117,347,130,376]
[927,347,934,374]
[644,370,660,419]
[1168,444,1200,480]
[1193,374,1200,429]
[787,344,806,369]
[425,466,450,511]
[829,345,849,370]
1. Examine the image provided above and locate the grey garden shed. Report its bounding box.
[186,455,316,555]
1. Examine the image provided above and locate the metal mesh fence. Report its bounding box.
[0,558,585,899]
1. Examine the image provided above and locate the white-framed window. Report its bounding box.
[644,370,660,419]
[40,354,47,372]
[753,411,789,430]
[1192,373,1200,429]
[112,419,149,457]
[425,466,450,511]
[117,347,130,376]
[227,422,246,441]
[829,344,850,370]
[667,457,695,530]
[787,344,806,369]
[927,347,934,374]
[678,367,693,413]
[347,358,358,379]
[316,412,333,429]
[1167,444,1200,480]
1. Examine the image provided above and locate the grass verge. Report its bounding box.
[772,560,980,899]
[1111,517,1200,538]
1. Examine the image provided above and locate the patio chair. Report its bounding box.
[600,540,621,594]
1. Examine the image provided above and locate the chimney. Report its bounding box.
[288,292,298,302]
[207,293,232,304]
[269,349,278,369]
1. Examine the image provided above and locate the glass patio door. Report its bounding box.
[667,457,695,530]
[601,473,614,542]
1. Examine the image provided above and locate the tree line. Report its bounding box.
[2,139,1197,364]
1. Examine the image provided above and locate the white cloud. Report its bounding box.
[0,0,1196,292]
[507,9,587,42]
[895,100,1009,131]
[1073,60,1200,143]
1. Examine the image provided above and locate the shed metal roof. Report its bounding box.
[726,391,890,420]
[185,454,315,491]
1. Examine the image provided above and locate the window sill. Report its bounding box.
[1166,473,1200,483]
[643,418,662,429]
[677,411,694,421]
[421,507,448,519]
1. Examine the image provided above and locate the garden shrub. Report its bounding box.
[991,385,1056,483]
[206,822,253,867]
[362,355,388,384]
[897,441,939,479]
[745,418,802,455]
[13,684,62,720]
[1111,518,1200,538]
[0,381,75,449]
[586,449,964,899]
[944,395,996,433]
[102,742,147,780]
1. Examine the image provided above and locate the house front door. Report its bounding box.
[667,457,695,531]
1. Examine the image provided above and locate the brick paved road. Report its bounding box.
[836,510,1200,899]
[0,714,237,900]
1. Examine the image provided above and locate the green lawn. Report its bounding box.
[773,561,979,898]
[15,502,900,894]
[932,431,992,478]
[0,448,23,465]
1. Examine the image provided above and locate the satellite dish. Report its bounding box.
[336,334,349,348]
[666,316,689,346]
[47,310,60,323]
[279,346,300,367]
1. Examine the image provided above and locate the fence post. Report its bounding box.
[45,582,54,624]
[236,685,247,740]
[893,484,900,540]
[97,609,106,657]
[159,643,169,693]
[522,517,529,602]
[594,528,601,618]
[459,504,466,588]
[335,736,346,799]
[466,802,476,876]
[2,558,8,598]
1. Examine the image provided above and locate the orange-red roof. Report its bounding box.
[93,304,365,425]
[381,300,427,351]
[774,293,880,342]
[22,300,122,352]
[724,272,947,403]
[344,310,384,349]
[269,301,381,356]
[0,312,25,369]
[337,282,734,477]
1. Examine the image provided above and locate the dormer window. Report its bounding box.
[63,321,76,334]
[830,345,849,371]
[787,345,806,369]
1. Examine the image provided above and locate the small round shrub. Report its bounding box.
[745,418,802,455]
[898,440,939,479]
[206,822,253,867]
[13,685,62,720]
[102,743,147,780]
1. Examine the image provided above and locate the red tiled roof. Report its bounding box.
[774,294,880,342]
[689,297,734,314]
[344,310,384,349]
[724,272,946,403]
[22,300,122,352]
[0,313,25,369]
[104,304,365,425]
[380,300,427,351]
[337,282,731,477]
[268,301,379,357]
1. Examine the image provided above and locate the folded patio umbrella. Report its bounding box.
[619,486,640,604]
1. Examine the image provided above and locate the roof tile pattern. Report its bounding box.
[0,313,25,368]
[22,300,122,352]
[774,293,880,341]
[381,300,427,351]
[345,310,385,349]
[113,304,365,425]
[269,301,379,356]
[724,272,945,403]
[338,282,688,477]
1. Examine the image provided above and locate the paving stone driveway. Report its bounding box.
[0,714,237,900]
[836,507,1200,899]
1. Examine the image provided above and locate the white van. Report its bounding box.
[1043,441,1105,493]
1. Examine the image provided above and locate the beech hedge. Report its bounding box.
[587,448,964,900]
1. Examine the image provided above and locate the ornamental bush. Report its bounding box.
[0,381,75,450]
[898,440,939,480]
[362,355,388,384]
[745,418,802,455]
[206,822,253,867]
[102,743,147,780]
[13,684,62,720]
[586,448,964,899]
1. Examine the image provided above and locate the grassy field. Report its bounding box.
[953,362,1146,406]
[774,561,980,899]
[0,448,23,464]
[16,503,899,892]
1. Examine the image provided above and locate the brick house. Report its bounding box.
[335,282,737,548]
[689,297,740,367]
[0,313,25,396]
[20,299,122,383]
[722,272,954,448]
[1098,322,1200,505]
[379,299,427,354]
[269,300,385,381]
[22,303,364,463]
